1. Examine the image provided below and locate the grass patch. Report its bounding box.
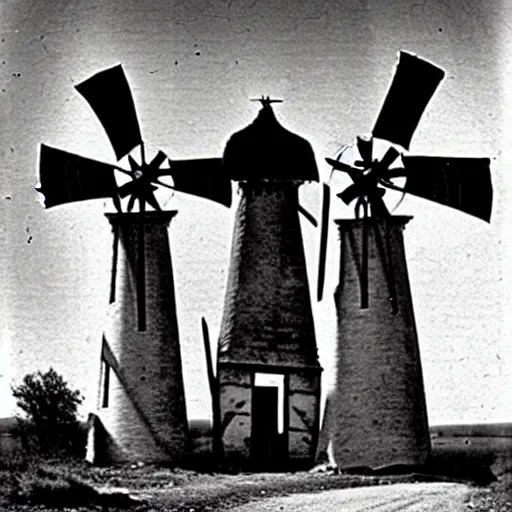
[466,474,512,511]
[9,465,98,508]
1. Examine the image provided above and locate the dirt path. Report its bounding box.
[228,482,470,511]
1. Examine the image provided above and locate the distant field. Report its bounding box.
[430,422,512,438]
[429,423,512,479]
[0,417,19,433]
[4,417,511,438]
[2,417,511,479]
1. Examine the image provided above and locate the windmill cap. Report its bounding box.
[222,104,319,182]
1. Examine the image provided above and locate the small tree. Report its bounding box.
[11,368,84,456]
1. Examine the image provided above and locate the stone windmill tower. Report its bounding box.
[37,64,231,464]
[215,98,322,471]
[316,51,493,470]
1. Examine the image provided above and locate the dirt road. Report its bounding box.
[228,482,471,511]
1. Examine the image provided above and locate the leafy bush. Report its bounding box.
[11,367,84,456]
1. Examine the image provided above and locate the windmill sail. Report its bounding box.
[372,51,445,150]
[168,158,232,207]
[38,144,117,208]
[400,156,493,222]
[76,64,142,161]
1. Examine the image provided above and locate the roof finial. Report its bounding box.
[250,95,283,108]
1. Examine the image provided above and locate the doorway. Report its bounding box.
[251,373,286,469]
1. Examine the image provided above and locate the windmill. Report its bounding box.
[214,97,322,470]
[37,64,231,464]
[315,50,492,470]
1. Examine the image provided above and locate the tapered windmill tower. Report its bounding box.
[37,64,231,464]
[316,51,493,470]
[215,98,322,470]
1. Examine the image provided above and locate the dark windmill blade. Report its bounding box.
[372,51,445,150]
[75,64,142,161]
[162,158,232,207]
[37,144,118,208]
[143,187,162,212]
[326,157,361,178]
[326,156,383,206]
[317,183,331,301]
[400,156,493,222]
[117,151,168,199]
[128,155,139,172]
[119,181,159,205]
[126,192,138,213]
[378,146,400,172]
[338,184,385,207]
[355,136,373,167]
[118,178,142,200]
[147,150,168,173]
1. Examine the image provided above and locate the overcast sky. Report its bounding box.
[1,0,511,426]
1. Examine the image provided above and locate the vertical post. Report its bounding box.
[136,201,146,331]
[101,361,110,408]
[283,372,290,465]
[109,224,119,304]
[201,318,223,460]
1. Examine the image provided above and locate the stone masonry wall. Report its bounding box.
[218,366,252,462]
[288,371,321,463]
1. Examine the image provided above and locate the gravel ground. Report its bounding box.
[227,482,471,512]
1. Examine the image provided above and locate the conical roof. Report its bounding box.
[222,104,319,181]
